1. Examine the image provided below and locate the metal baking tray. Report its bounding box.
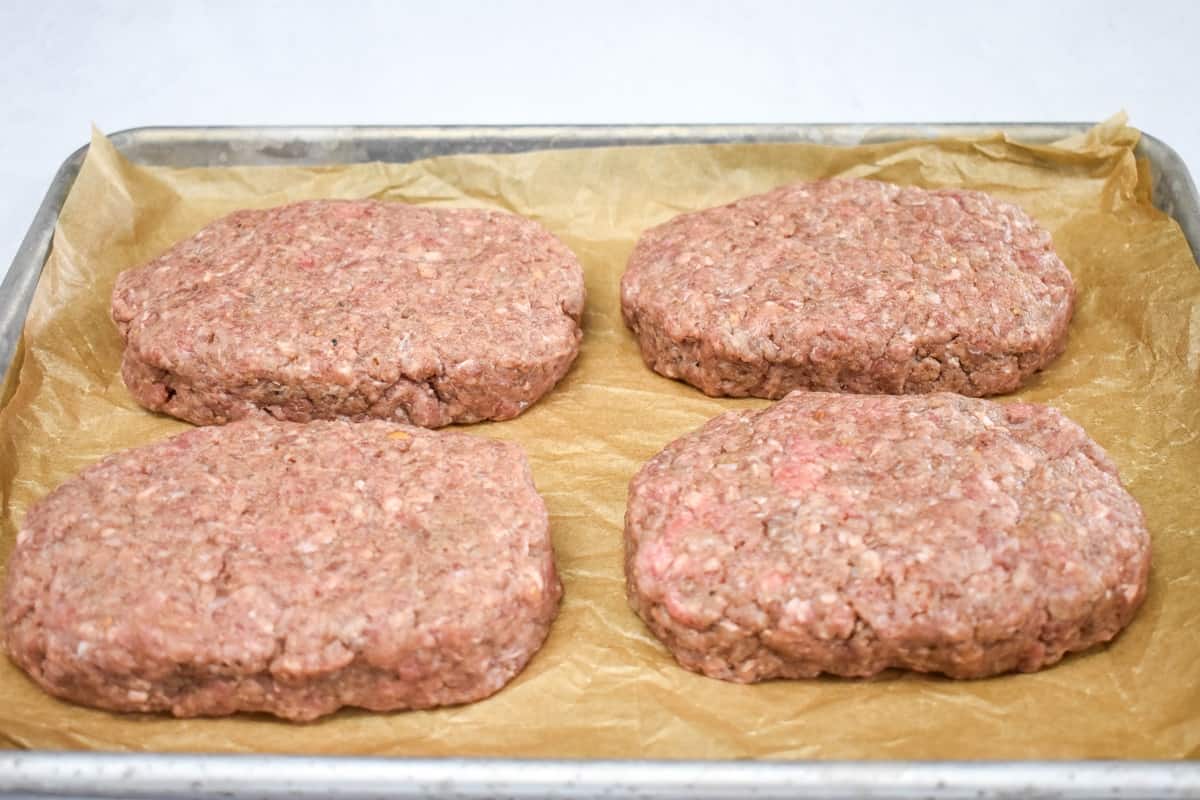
[1,124,1198,800]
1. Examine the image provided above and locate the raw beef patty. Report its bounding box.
[625,392,1149,681]
[4,416,561,720]
[621,179,1074,397]
[113,199,586,427]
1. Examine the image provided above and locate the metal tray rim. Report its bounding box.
[2,123,1199,799]
[3,753,1200,799]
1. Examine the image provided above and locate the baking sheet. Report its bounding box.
[1,117,1198,760]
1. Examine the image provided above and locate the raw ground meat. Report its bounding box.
[625,392,1149,681]
[4,416,561,720]
[621,178,1074,398]
[112,199,586,427]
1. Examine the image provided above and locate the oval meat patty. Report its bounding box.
[4,417,561,721]
[625,392,1149,681]
[112,199,586,427]
[621,178,1075,398]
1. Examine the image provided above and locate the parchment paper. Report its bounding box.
[1,117,1198,759]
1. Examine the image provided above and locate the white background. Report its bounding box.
[1,0,1197,279]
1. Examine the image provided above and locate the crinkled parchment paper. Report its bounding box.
[1,117,1198,759]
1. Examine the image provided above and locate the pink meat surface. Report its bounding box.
[112,200,586,427]
[621,179,1074,398]
[4,416,561,720]
[625,392,1149,681]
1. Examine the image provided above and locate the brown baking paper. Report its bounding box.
[1,117,1198,759]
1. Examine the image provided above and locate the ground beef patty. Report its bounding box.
[625,392,1149,681]
[621,178,1075,398]
[112,199,586,427]
[4,417,561,721]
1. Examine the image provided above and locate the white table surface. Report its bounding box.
[2,0,1197,280]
